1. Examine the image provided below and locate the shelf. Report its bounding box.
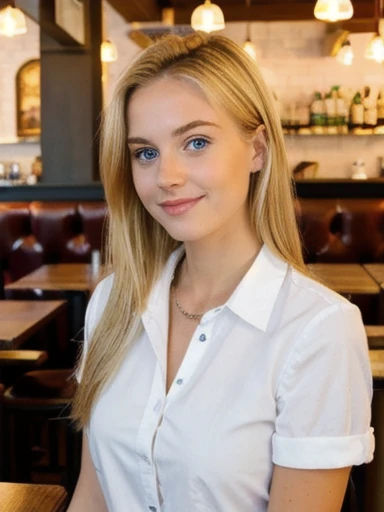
[283,129,384,137]
[0,137,40,145]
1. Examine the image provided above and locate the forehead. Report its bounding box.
[126,76,236,137]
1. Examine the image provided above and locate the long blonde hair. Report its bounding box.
[72,32,307,428]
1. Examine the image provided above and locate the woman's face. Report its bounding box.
[127,77,262,243]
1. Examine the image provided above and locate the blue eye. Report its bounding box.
[186,138,209,151]
[134,148,159,162]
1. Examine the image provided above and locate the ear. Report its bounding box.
[250,125,267,173]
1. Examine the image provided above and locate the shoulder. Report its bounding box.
[285,267,359,327]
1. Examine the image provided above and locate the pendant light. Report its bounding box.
[365,0,384,63]
[365,33,384,63]
[0,3,27,37]
[314,0,354,22]
[101,40,118,62]
[336,39,354,65]
[191,0,225,33]
[242,0,257,60]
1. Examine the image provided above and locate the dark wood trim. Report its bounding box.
[294,179,384,199]
[0,184,105,202]
[108,0,161,22]
[2,180,384,202]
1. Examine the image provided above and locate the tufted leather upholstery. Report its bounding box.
[0,201,108,284]
[2,199,384,285]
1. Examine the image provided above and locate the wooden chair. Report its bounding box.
[0,382,68,512]
[2,367,82,497]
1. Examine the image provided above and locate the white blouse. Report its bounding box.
[80,244,374,512]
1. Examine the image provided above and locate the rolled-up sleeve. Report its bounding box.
[272,302,375,469]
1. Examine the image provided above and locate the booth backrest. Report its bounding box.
[0,202,108,282]
[1,198,384,283]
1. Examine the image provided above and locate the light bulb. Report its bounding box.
[0,5,27,37]
[314,0,354,22]
[101,40,118,63]
[336,41,354,65]
[191,0,225,33]
[243,40,257,61]
[365,33,384,64]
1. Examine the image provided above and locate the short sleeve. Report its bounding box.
[272,302,375,469]
[75,274,113,382]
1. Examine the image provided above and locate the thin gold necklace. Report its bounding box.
[171,256,204,320]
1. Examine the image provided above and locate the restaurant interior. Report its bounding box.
[0,0,384,510]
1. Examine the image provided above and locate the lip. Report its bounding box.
[159,196,204,216]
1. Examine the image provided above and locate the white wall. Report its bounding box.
[1,3,383,179]
[222,22,384,178]
[0,15,40,176]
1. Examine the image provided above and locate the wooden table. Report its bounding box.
[370,350,384,379]
[363,264,384,289]
[5,263,100,293]
[0,300,67,350]
[365,326,384,349]
[308,264,380,295]
[5,263,102,340]
[0,483,67,512]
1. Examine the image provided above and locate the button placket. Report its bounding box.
[135,362,164,512]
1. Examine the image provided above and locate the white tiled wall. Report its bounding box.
[0,15,40,176]
[1,2,384,179]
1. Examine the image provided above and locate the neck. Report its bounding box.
[173,216,262,312]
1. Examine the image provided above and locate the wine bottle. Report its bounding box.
[350,91,364,132]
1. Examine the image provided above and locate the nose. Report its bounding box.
[156,151,187,190]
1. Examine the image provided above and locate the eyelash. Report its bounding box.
[132,136,211,163]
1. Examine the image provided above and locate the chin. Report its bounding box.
[162,225,209,243]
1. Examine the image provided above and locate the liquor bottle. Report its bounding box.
[325,86,339,134]
[377,88,384,129]
[310,92,326,134]
[349,91,364,132]
[363,86,378,132]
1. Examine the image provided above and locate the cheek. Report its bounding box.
[132,170,153,205]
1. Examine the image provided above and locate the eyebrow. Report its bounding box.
[127,120,220,145]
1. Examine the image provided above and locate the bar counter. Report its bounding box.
[1,179,384,202]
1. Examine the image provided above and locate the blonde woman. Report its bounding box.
[68,33,374,512]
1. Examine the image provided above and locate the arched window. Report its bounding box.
[16,59,40,137]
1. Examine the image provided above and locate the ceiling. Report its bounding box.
[108,0,377,30]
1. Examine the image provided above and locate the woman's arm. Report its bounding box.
[67,433,108,512]
[268,465,351,512]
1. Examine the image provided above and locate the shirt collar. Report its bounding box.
[225,244,288,331]
[146,243,288,332]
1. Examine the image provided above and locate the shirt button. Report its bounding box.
[214,308,221,313]
[149,507,157,511]
[199,333,207,342]
[176,378,183,385]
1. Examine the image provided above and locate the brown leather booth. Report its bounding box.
[0,201,108,285]
[1,198,384,284]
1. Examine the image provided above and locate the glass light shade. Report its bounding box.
[101,40,118,62]
[0,6,27,37]
[379,18,384,39]
[191,0,225,33]
[243,40,257,61]
[365,33,384,63]
[336,41,354,65]
[314,0,354,22]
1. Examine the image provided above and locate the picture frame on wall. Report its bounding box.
[16,59,41,137]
